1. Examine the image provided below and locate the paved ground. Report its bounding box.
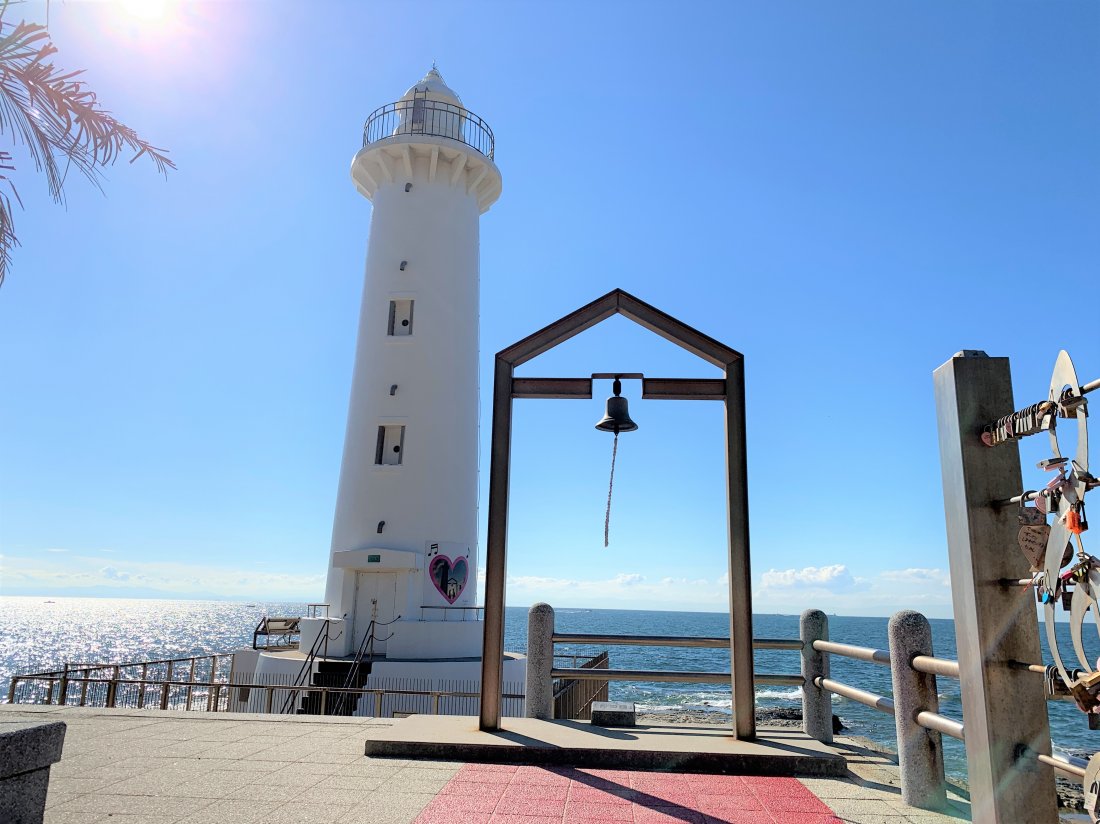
[1,706,973,824]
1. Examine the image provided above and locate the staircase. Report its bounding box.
[296,659,372,716]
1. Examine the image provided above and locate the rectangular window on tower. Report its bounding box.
[387,300,414,336]
[374,425,405,466]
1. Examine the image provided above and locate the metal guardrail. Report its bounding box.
[552,668,804,687]
[549,633,804,695]
[812,640,890,665]
[812,640,964,741]
[7,673,525,718]
[363,99,495,160]
[418,605,484,621]
[1039,752,1088,779]
[553,633,802,651]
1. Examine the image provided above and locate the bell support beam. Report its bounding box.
[511,377,726,400]
[512,378,593,399]
[643,378,726,400]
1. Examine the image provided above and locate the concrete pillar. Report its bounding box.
[888,610,947,809]
[0,721,66,824]
[800,609,832,743]
[525,603,555,720]
[934,351,1058,823]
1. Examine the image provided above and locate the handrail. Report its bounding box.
[418,605,483,620]
[331,615,398,716]
[19,653,221,679]
[279,619,330,714]
[815,676,895,715]
[552,633,802,650]
[8,673,526,717]
[813,640,890,665]
[911,655,960,679]
[916,710,964,741]
[551,667,803,687]
[1038,752,1087,779]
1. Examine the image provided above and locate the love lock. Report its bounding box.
[1085,751,1100,822]
[1019,492,1050,571]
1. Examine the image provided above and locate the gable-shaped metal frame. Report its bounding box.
[479,289,756,739]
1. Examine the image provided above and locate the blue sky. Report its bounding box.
[1,1,1098,617]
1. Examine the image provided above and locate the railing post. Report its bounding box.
[186,658,196,710]
[525,603,555,720]
[800,609,832,743]
[319,688,327,716]
[137,663,147,709]
[79,669,89,707]
[160,681,170,710]
[7,677,17,703]
[888,610,947,810]
[265,687,274,714]
[58,663,69,706]
[934,352,1057,823]
[432,692,441,715]
[374,691,383,718]
[105,676,117,709]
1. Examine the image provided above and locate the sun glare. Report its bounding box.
[118,0,169,23]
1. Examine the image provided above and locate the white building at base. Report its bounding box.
[231,69,525,713]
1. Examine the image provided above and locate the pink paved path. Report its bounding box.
[413,764,842,824]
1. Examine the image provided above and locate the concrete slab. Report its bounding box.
[363,715,848,777]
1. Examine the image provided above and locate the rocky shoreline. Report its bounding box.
[637,708,1086,814]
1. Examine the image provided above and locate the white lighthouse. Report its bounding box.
[228,70,524,712]
[324,68,501,662]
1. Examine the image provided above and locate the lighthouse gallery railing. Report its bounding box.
[362,99,495,160]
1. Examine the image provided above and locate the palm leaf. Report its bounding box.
[0,2,175,285]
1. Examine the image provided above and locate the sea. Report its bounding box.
[2,596,1097,784]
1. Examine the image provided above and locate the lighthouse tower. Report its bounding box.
[324,68,502,662]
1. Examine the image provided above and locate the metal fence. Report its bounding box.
[8,664,525,719]
[7,654,231,710]
[363,99,494,160]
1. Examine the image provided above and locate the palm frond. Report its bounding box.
[0,2,174,284]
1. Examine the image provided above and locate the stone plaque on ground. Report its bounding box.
[591,701,636,727]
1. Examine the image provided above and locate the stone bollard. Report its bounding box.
[801,609,832,743]
[0,720,66,824]
[525,603,555,720]
[888,609,947,810]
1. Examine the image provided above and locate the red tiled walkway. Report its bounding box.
[413,764,842,824]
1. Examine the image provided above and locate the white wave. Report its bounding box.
[754,689,802,701]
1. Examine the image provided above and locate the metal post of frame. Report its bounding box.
[479,356,514,731]
[725,359,756,739]
[933,351,1057,824]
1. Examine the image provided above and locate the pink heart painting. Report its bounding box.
[429,555,469,604]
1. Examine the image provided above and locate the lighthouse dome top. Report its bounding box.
[401,67,463,108]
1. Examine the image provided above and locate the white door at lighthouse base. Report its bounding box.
[352,572,399,655]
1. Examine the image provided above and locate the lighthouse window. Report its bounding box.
[387,300,414,336]
[374,425,405,466]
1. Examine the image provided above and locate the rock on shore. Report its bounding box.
[637,706,844,733]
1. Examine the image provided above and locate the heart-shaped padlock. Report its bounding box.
[1019,493,1051,571]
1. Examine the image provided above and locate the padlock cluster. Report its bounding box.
[1013,351,1100,721]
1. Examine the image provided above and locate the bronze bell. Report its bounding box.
[595,378,638,434]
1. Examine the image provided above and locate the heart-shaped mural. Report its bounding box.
[429,555,469,604]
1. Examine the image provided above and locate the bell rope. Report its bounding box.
[604,431,618,547]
